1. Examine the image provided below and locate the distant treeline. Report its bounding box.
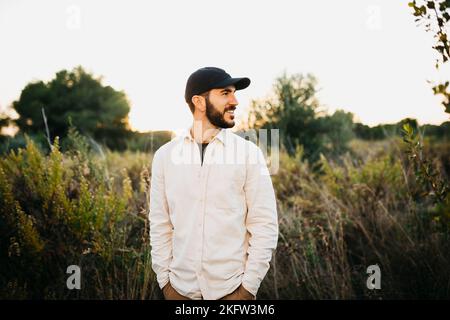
[0,129,174,155]
[354,119,450,141]
[1,66,448,157]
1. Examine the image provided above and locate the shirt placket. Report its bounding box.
[195,139,215,297]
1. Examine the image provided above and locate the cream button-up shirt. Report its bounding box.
[149,127,278,300]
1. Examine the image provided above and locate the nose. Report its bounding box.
[229,93,238,106]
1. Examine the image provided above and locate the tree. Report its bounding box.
[408,0,450,115]
[244,72,354,162]
[0,114,9,130]
[406,1,450,230]
[320,110,355,157]
[11,66,131,150]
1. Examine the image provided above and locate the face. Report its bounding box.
[204,85,239,129]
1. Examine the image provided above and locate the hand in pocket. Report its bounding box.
[220,284,255,300]
[162,282,191,300]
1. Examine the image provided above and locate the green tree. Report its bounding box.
[246,73,323,160]
[0,113,10,130]
[354,118,421,141]
[11,66,131,150]
[408,0,450,115]
[320,110,355,157]
[245,72,354,162]
[406,1,450,230]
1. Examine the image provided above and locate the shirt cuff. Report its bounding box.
[156,272,170,290]
[242,274,260,297]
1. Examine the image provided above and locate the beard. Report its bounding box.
[205,96,235,129]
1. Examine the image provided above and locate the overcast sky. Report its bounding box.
[1,0,449,132]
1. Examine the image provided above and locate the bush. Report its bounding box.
[259,138,450,299]
[0,133,158,299]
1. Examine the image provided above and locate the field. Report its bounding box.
[1,132,449,299]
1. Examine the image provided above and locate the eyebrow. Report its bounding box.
[220,88,236,93]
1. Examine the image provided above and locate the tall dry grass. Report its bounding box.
[1,133,449,299]
[260,138,450,299]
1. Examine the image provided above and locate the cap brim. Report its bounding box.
[214,77,251,91]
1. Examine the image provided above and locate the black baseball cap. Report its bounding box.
[185,67,251,103]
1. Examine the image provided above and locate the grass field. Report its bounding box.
[1,134,449,299]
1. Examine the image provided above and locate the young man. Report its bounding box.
[149,67,278,300]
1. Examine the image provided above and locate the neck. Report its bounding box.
[190,118,220,144]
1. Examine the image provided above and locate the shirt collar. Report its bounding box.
[182,127,227,145]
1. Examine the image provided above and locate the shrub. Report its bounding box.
[0,133,157,299]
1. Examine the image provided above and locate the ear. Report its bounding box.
[191,95,206,112]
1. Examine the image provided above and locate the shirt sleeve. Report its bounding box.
[242,144,279,296]
[149,148,173,289]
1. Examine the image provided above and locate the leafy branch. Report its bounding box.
[409,0,450,116]
[402,123,449,204]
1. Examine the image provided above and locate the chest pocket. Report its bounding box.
[207,164,246,209]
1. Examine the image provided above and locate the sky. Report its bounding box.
[0,0,449,133]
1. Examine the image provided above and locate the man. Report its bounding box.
[149,67,278,300]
